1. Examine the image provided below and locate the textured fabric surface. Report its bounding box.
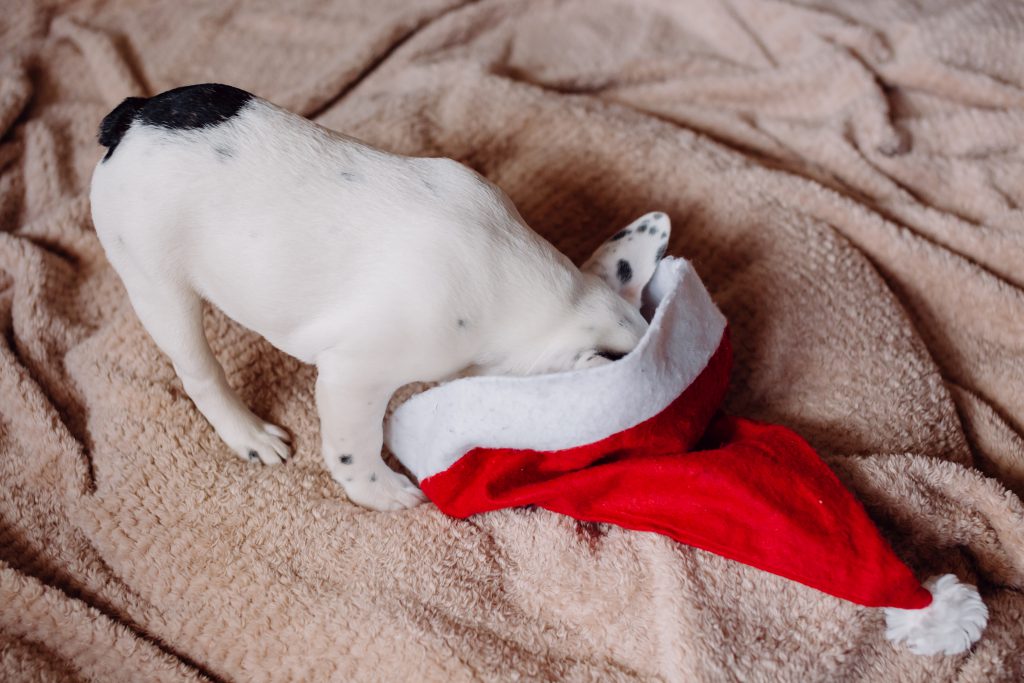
[2,1,1023,681]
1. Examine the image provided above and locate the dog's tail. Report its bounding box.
[97,96,148,160]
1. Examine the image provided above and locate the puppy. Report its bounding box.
[90,84,668,510]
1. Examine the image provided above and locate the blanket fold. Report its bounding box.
[2,0,1023,680]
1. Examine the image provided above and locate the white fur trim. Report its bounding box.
[884,574,988,656]
[386,257,727,481]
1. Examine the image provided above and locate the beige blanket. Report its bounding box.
[2,1,1023,680]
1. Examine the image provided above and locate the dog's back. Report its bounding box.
[91,84,572,366]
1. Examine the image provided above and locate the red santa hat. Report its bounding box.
[386,214,987,656]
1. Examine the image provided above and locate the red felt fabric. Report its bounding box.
[421,334,932,610]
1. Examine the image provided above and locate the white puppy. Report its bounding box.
[90,84,669,510]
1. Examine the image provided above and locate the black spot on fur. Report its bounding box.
[97,84,253,162]
[609,229,630,241]
[616,259,633,284]
[339,171,361,181]
[661,232,668,239]
[97,97,147,161]
[248,450,259,461]
[637,223,647,233]
[214,145,234,159]
[422,178,439,196]
[369,473,377,483]
[595,350,626,362]
[339,454,353,465]
[457,319,467,328]
[137,83,252,131]
[656,245,667,262]
[653,212,665,219]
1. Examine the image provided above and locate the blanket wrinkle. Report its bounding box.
[304,0,481,122]
[2,0,1023,681]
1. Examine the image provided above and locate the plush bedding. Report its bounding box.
[1,1,1022,680]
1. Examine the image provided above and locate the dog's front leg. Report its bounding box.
[315,356,426,511]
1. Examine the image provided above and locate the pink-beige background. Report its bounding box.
[1,0,1022,680]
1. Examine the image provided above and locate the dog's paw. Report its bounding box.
[582,211,671,307]
[341,468,427,511]
[225,419,292,465]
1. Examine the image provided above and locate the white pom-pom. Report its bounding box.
[884,574,988,656]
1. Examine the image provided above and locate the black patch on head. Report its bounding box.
[214,145,234,160]
[609,229,630,241]
[656,245,667,262]
[595,350,627,362]
[97,96,147,161]
[637,223,647,233]
[248,450,259,461]
[339,454,353,465]
[616,259,633,284]
[369,473,377,483]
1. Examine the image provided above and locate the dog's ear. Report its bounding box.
[582,212,671,307]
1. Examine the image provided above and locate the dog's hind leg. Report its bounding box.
[119,273,292,466]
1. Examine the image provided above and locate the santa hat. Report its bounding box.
[385,214,987,656]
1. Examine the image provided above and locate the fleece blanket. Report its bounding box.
[2,1,1023,681]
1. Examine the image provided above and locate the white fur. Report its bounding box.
[90,92,664,510]
[884,574,988,656]
[387,258,726,482]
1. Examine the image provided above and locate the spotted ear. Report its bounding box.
[582,212,671,307]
